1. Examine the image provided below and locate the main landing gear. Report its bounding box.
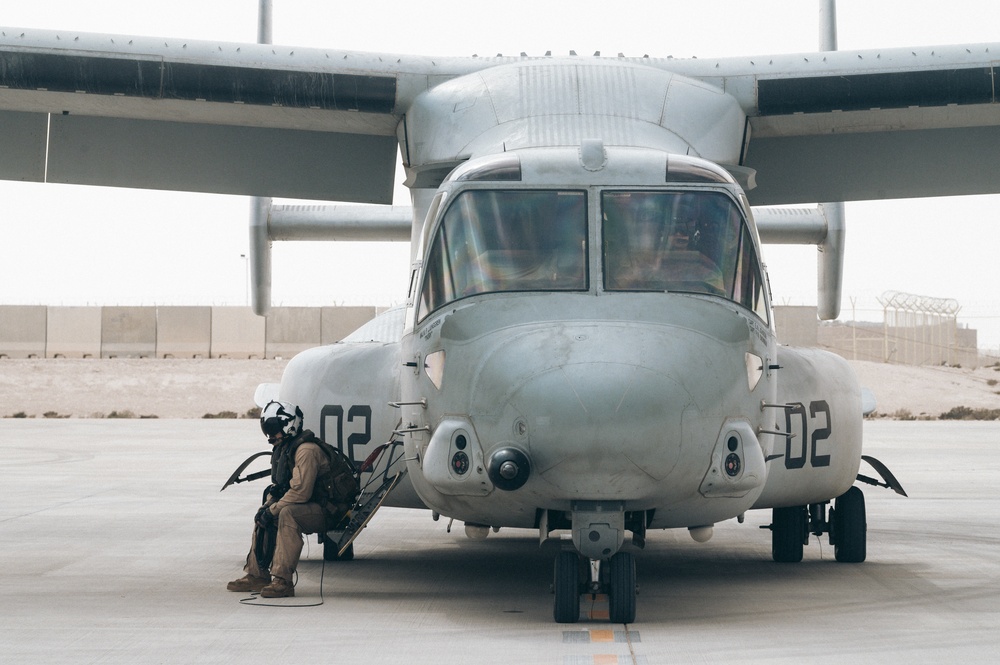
[768,457,907,563]
[553,550,637,624]
[768,486,867,563]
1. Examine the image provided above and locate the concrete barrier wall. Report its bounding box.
[157,307,212,358]
[266,307,322,359]
[321,306,379,344]
[47,307,102,358]
[211,307,266,359]
[0,305,47,358]
[101,307,157,358]
[1,305,380,360]
[774,306,819,347]
[0,305,988,366]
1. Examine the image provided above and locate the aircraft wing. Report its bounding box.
[2,28,999,205]
[0,28,497,202]
[663,44,1000,204]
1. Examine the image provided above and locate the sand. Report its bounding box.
[1,356,998,420]
[848,359,1000,418]
[0,358,288,419]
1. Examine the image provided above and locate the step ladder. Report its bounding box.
[324,441,406,557]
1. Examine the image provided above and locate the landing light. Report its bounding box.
[487,448,531,491]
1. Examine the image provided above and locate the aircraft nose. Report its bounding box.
[510,360,688,497]
[466,323,744,501]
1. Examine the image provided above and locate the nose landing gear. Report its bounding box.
[552,550,637,624]
[607,551,637,623]
[553,551,582,623]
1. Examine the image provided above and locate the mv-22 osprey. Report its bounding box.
[3,0,997,622]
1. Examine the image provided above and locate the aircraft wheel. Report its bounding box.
[607,551,636,624]
[832,487,867,563]
[772,505,807,563]
[323,538,354,562]
[553,551,582,623]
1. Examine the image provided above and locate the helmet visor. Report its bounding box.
[261,417,286,437]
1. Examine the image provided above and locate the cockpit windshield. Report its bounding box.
[603,191,738,295]
[417,190,587,320]
[416,187,768,324]
[602,190,768,320]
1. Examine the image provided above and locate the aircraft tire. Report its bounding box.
[832,487,867,563]
[323,538,354,562]
[607,551,636,624]
[553,551,581,623]
[771,505,806,563]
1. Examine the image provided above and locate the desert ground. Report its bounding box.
[2,356,999,420]
[1,358,287,419]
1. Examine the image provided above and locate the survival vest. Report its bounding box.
[271,430,360,515]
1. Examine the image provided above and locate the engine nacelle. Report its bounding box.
[752,345,863,509]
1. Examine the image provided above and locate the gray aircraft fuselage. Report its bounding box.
[281,146,863,564]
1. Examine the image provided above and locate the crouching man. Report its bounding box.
[227,400,353,598]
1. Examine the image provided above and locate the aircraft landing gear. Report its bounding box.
[831,486,866,562]
[607,551,637,624]
[552,550,637,624]
[766,486,867,563]
[553,551,582,623]
[771,505,808,562]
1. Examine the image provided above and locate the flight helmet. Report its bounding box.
[260,400,303,440]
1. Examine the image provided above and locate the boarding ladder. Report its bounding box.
[322,440,407,558]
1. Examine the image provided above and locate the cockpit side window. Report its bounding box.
[416,190,587,321]
[603,191,740,296]
[602,190,769,322]
[734,225,769,322]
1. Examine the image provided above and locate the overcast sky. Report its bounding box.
[2,1,999,350]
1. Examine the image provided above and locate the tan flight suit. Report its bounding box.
[244,440,331,582]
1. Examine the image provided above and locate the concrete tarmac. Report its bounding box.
[1,419,997,664]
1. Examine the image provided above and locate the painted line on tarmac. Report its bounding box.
[561,624,644,664]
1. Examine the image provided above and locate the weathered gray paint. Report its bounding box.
[2,30,998,204]
[0,111,46,182]
[45,115,398,202]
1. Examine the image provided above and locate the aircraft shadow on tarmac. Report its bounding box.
[288,525,940,624]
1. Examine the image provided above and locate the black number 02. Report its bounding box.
[784,400,832,469]
[320,404,372,463]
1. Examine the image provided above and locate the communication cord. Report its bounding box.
[238,539,326,608]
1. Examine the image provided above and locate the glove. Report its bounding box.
[255,505,276,530]
[261,484,275,505]
[262,483,285,505]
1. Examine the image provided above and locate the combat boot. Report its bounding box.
[260,576,294,598]
[226,574,271,592]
